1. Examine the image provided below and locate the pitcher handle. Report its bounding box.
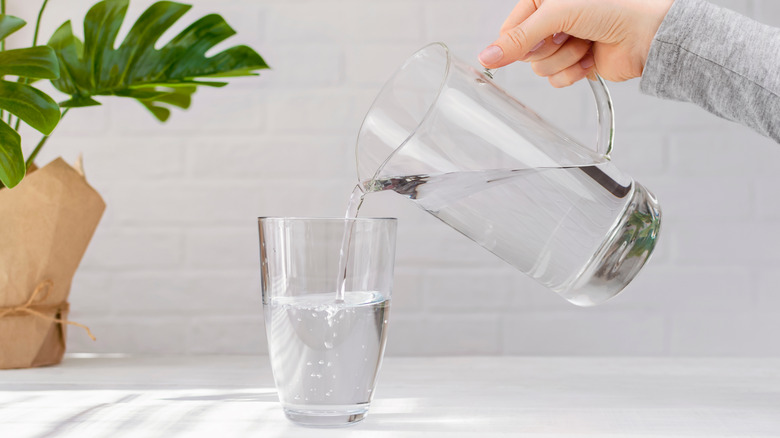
[484,68,615,158]
[588,74,615,158]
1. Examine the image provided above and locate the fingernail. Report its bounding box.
[479,45,504,65]
[553,32,569,45]
[529,40,545,52]
[580,56,595,69]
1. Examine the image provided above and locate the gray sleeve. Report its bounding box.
[640,0,780,143]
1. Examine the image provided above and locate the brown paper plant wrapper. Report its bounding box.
[0,158,105,369]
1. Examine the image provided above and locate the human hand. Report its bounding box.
[479,0,674,87]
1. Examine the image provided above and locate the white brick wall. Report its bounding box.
[8,0,780,356]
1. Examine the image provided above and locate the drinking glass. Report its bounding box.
[258,217,397,427]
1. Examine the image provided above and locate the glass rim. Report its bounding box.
[355,42,452,182]
[258,217,397,222]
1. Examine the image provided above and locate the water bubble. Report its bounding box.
[318,360,325,365]
[384,320,388,324]
[296,317,302,321]
[327,361,333,367]
[361,345,366,349]
[294,395,301,400]
[304,397,309,401]
[306,361,312,366]
[324,341,333,349]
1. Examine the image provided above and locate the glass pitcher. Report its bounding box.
[355,42,661,306]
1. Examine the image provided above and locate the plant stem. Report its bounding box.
[1,0,5,121]
[1,0,5,53]
[25,107,68,170]
[33,0,49,46]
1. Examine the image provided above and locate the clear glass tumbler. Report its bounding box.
[258,217,397,427]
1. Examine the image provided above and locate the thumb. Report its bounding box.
[479,3,565,68]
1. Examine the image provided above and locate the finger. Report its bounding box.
[518,32,571,63]
[530,37,592,77]
[479,2,566,68]
[499,0,541,34]
[552,32,570,45]
[548,53,595,88]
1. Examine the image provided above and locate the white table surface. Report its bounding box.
[1,355,779,437]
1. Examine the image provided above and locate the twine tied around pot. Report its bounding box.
[0,280,96,341]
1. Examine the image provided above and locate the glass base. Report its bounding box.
[561,182,662,306]
[283,405,370,427]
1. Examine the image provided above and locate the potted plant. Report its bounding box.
[0,0,267,369]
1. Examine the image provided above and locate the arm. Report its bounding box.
[641,0,780,142]
[480,0,780,143]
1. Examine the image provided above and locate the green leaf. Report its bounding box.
[0,46,60,78]
[49,0,269,121]
[0,120,24,188]
[0,15,26,41]
[0,80,61,135]
[150,86,195,109]
[48,21,86,98]
[59,95,101,108]
[0,14,61,189]
[137,85,195,121]
[140,101,170,122]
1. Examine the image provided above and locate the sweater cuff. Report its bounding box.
[640,0,709,98]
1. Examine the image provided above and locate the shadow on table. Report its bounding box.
[163,392,278,402]
[29,392,284,438]
[360,411,490,432]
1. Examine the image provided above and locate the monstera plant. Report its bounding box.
[0,10,60,188]
[0,0,267,370]
[0,0,268,188]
